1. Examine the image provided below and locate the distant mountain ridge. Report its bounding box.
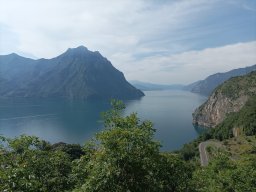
[130,80,184,91]
[193,71,256,128]
[0,46,144,99]
[184,64,256,96]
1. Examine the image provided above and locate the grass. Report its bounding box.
[222,135,256,158]
[202,136,256,163]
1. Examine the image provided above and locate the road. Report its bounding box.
[199,141,222,166]
[199,142,209,166]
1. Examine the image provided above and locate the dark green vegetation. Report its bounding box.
[178,71,256,191]
[180,94,256,162]
[192,154,256,192]
[180,72,256,168]
[197,72,256,140]
[193,71,256,128]
[216,71,256,99]
[185,64,256,96]
[0,136,74,191]
[1,100,255,191]
[193,135,256,191]
[179,133,256,191]
[211,96,256,140]
[0,101,192,191]
[0,46,144,99]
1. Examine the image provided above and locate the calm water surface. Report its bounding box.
[0,90,206,151]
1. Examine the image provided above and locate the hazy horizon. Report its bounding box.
[1,0,256,84]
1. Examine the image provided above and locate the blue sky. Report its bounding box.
[0,0,256,84]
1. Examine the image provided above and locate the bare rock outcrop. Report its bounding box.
[193,71,256,128]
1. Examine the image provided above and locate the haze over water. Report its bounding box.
[0,90,206,151]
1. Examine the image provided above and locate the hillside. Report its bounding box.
[193,71,256,128]
[0,46,144,100]
[209,95,256,140]
[1,100,255,192]
[185,64,256,96]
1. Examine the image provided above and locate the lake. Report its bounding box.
[0,90,206,151]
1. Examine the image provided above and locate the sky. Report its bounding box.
[0,0,256,84]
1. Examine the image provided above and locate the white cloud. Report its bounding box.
[123,41,256,84]
[0,0,255,84]
[0,0,218,57]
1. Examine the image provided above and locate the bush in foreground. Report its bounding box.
[0,100,192,192]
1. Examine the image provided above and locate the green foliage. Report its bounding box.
[192,154,256,192]
[0,100,193,192]
[210,96,256,140]
[51,142,84,160]
[0,136,73,192]
[74,100,192,192]
[179,133,210,161]
[179,142,199,161]
[218,71,256,99]
[236,96,256,135]
[0,99,255,191]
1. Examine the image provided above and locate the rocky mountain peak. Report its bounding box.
[0,46,144,100]
[63,46,90,57]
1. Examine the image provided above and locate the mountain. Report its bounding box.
[193,71,256,128]
[184,64,256,96]
[130,80,184,91]
[0,46,144,100]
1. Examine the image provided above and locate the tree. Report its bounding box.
[192,154,256,192]
[74,100,192,192]
[0,135,73,191]
[0,100,196,191]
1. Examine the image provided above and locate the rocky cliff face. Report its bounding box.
[193,92,248,127]
[193,71,256,128]
[0,46,144,100]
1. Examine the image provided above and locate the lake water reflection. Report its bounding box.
[0,90,206,151]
